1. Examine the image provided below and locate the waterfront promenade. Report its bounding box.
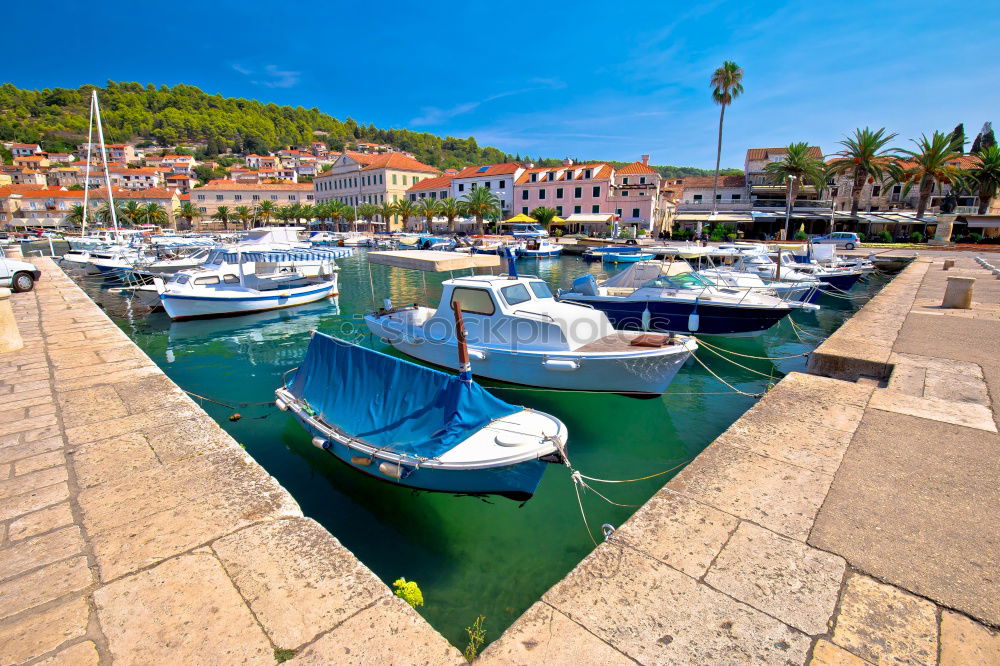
[0,254,997,664]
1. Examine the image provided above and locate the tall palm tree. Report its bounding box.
[234,205,253,230]
[896,132,963,219]
[256,199,275,227]
[96,202,119,226]
[529,206,559,231]
[392,198,418,231]
[141,202,167,228]
[709,61,744,229]
[212,205,232,230]
[762,142,827,237]
[328,201,346,231]
[174,201,200,231]
[969,145,1000,214]
[341,205,357,228]
[437,197,462,234]
[67,204,90,228]
[416,198,441,233]
[461,186,500,235]
[357,203,378,231]
[826,127,899,218]
[377,201,396,231]
[120,200,143,227]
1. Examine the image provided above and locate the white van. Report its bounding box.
[0,257,41,292]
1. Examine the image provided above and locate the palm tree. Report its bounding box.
[438,197,463,234]
[212,205,232,230]
[763,142,827,238]
[896,132,963,219]
[96,202,119,226]
[392,198,418,231]
[826,127,899,219]
[256,199,275,227]
[377,201,396,231]
[328,201,346,231]
[341,205,357,228]
[416,198,441,233]
[141,202,167,228]
[174,201,200,231]
[120,200,143,227]
[67,204,90,228]
[969,145,1000,214]
[709,61,744,229]
[461,186,500,235]
[357,203,379,231]
[529,206,558,231]
[234,205,253,230]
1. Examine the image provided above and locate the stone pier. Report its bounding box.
[1,254,998,665]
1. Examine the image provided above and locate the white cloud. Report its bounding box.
[409,79,566,126]
[231,63,301,89]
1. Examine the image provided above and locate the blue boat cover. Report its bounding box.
[287,333,520,459]
[220,248,354,262]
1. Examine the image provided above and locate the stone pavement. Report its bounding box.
[0,258,463,665]
[481,254,1000,665]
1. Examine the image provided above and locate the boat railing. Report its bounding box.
[513,309,556,322]
[559,299,596,309]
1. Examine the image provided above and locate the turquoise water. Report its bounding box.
[58,246,887,648]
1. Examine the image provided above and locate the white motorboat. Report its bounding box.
[362,251,695,396]
[155,247,352,320]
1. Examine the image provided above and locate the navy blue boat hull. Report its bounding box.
[816,272,862,291]
[559,296,791,336]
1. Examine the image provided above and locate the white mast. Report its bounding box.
[91,90,120,240]
[81,92,95,236]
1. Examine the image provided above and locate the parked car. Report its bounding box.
[811,232,860,250]
[0,257,41,292]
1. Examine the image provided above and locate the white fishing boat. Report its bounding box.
[155,247,352,320]
[514,238,562,259]
[362,251,695,396]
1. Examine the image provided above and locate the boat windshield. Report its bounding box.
[500,283,532,306]
[528,280,553,299]
[642,272,715,290]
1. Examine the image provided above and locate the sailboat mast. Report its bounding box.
[91,90,120,240]
[81,92,95,236]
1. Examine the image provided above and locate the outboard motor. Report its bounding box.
[571,274,598,296]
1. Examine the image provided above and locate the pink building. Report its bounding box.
[609,157,661,227]
[514,162,613,220]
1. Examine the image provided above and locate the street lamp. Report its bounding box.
[783,175,798,240]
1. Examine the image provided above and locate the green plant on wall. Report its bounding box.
[463,615,486,662]
[392,578,424,609]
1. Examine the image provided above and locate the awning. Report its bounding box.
[220,248,355,262]
[964,215,1000,229]
[367,250,500,272]
[505,213,536,223]
[676,213,754,222]
[550,216,566,225]
[564,213,614,225]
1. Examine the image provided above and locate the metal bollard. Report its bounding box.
[942,259,955,270]
[942,276,975,309]
[0,288,23,354]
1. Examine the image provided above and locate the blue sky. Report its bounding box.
[5,0,998,168]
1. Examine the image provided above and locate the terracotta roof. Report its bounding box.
[0,184,50,197]
[18,190,86,199]
[13,156,45,162]
[515,163,611,184]
[453,163,522,179]
[680,175,746,188]
[166,173,194,180]
[616,161,658,175]
[196,180,313,191]
[348,152,438,174]
[746,146,823,161]
[407,174,456,192]
[11,143,41,150]
[111,167,161,175]
[179,193,190,201]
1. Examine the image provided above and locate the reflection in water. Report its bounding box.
[53,241,889,648]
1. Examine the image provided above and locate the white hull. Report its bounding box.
[365,314,692,394]
[161,278,338,320]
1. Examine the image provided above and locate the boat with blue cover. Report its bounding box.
[275,331,567,500]
[602,250,656,264]
[514,239,562,258]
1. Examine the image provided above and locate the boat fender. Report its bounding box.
[378,462,404,479]
[688,299,700,332]
[468,349,486,361]
[278,291,291,298]
[641,305,651,331]
[350,456,373,466]
[311,436,329,450]
[275,399,288,411]
[543,358,579,371]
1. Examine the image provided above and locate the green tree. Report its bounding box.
[709,61,744,231]
[234,205,253,229]
[141,202,167,227]
[461,186,500,236]
[437,197,462,234]
[256,199,275,227]
[212,205,232,230]
[357,202,378,230]
[119,200,143,227]
[896,132,963,219]
[174,201,199,230]
[949,123,966,154]
[392,198,418,231]
[762,142,826,237]
[96,202,120,226]
[529,206,559,230]
[66,204,89,228]
[415,198,440,233]
[377,201,396,231]
[826,127,898,219]
[969,145,1000,214]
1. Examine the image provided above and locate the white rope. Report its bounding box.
[687,351,764,398]
[694,336,810,360]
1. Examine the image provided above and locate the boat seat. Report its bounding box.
[605,287,635,297]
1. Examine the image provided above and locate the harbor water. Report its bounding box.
[54,245,888,648]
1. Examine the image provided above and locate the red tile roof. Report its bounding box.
[407,174,456,192]
[11,143,41,150]
[746,147,823,160]
[616,161,658,175]
[453,163,522,179]
[0,184,50,197]
[515,163,611,184]
[346,151,438,173]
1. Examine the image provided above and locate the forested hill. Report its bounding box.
[0,81,741,174]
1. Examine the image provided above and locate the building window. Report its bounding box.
[522,207,529,214]
[289,195,296,201]
[199,207,207,213]
[716,194,722,200]
[411,194,416,201]
[556,206,563,216]
[871,185,881,197]
[640,177,646,184]
[584,169,592,178]
[521,190,529,200]
[623,177,629,185]
[592,205,600,214]
[498,180,505,189]
[484,181,490,189]
[458,183,465,192]
[271,195,278,200]
[615,208,622,217]
[307,195,313,200]
[631,208,640,218]
[252,194,260,201]
[574,205,581,214]
[732,194,741,200]
[215,195,223,201]
[556,188,564,199]
[693,194,703,202]
[574,187,581,198]
[592,186,600,197]
[197,195,205,201]
[530,173,537,182]
[234,195,242,201]
[538,189,546,199]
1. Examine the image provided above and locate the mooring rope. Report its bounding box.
[687,352,765,398]
[693,336,810,360]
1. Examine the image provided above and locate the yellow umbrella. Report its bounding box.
[505,213,536,223]
[550,216,566,225]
